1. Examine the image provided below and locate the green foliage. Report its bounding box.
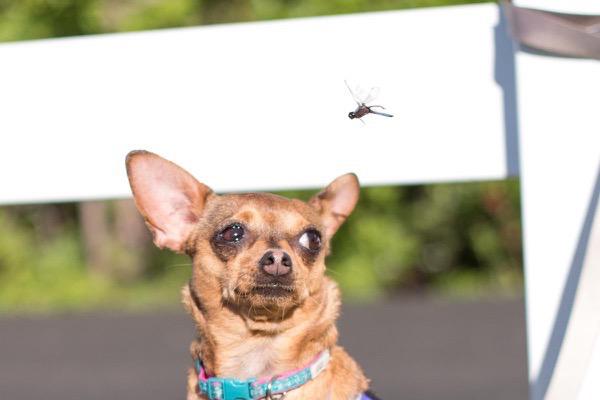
[0,0,99,41]
[0,0,491,42]
[251,0,489,20]
[0,180,522,313]
[0,207,191,313]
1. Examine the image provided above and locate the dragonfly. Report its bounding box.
[345,80,393,122]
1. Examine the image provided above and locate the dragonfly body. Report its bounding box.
[348,104,393,120]
[345,80,393,122]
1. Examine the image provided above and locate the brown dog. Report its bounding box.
[126,150,371,400]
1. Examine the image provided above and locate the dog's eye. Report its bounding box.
[219,223,245,243]
[299,229,321,251]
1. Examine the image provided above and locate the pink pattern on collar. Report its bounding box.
[197,349,329,384]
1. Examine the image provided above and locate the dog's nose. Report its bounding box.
[259,250,292,276]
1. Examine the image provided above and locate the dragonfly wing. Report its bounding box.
[344,80,362,106]
[362,86,380,105]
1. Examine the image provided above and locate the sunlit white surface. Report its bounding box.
[580,336,600,400]
[0,4,507,204]
[515,0,600,397]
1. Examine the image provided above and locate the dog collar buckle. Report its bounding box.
[207,377,255,400]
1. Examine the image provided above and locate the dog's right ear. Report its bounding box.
[309,173,360,240]
[125,150,212,253]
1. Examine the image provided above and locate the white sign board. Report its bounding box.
[0,4,508,204]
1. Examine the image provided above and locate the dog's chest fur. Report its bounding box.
[217,335,281,379]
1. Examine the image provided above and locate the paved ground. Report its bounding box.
[0,297,528,400]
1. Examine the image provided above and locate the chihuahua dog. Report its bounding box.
[126,150,377,400]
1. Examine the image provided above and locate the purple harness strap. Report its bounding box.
[359,390,382,400]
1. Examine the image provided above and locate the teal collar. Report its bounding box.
[194,349,330,400]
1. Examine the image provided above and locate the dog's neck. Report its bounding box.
[184,276,340,380]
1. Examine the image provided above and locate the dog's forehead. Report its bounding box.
[205,193,320,230]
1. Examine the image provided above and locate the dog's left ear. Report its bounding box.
[309,173,360,239]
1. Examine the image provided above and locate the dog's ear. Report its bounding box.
[309,173,360,239]
[125,150,212,253]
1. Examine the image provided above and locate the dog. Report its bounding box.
[125,150,379,400]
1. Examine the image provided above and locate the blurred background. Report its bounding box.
[0,182,522,312]
[0,1,527,399]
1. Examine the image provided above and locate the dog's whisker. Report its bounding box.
[164,262,193,268]
[325,268,344,278]
[303,283,325,310]
[280,304,288,322]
